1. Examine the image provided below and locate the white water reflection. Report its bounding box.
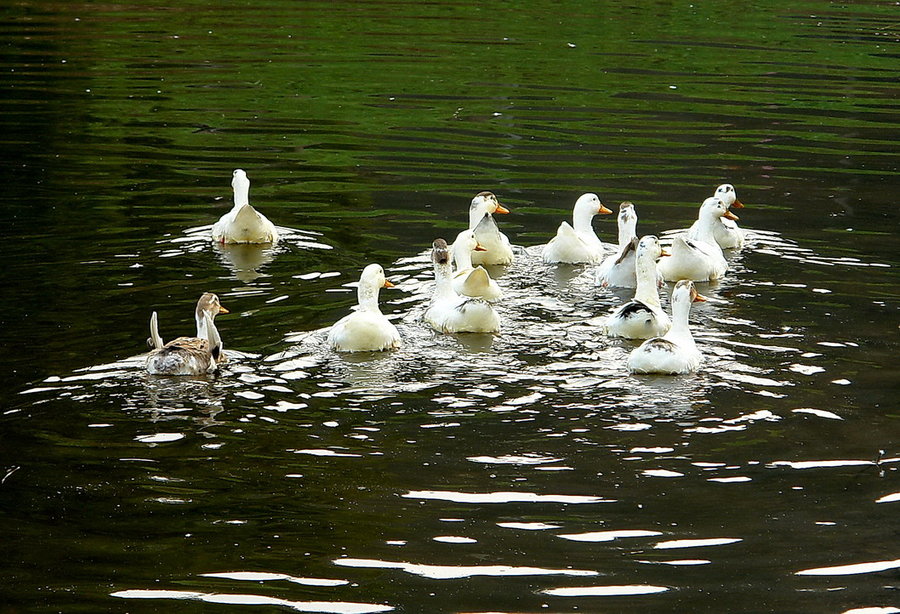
[542,584,668,597]
[402,490,613,504]
[111,590,392,613]
[654,538,742,549]
[333,558,597,580]
[558,529,662,542]
[201,572,348,586]
[795,559,900,576]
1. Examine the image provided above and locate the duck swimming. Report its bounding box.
[212,169,279,244]
[468,191,514,266]
[595,201,639,287]
[605,235,670,339]
[627,279,706,375]
[542,193,612,264]
[327,264,401,352]
[658,197,736,282]
[451,229,503,301]
[425,239,500,334]
[146,293,229,376]
[688,183,745,249]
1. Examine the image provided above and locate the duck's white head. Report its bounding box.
[574,193,612,217]
[231,169,251,206]
[636,235,668,261]
[360,263,393,290]
[469,191,509,228]
[452,229,485,262]
[672,279,707,305]
[699,196,739,222]
[713,183,744,209]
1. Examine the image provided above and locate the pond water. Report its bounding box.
[1,1,898,613]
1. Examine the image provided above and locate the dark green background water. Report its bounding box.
[1,1,898,613]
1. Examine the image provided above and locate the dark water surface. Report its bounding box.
[1,1,898,612]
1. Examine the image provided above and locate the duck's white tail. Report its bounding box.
[148,311,164,350]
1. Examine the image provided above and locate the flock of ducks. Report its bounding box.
[146,170,749,377]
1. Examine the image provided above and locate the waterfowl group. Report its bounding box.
[146,171,751,375]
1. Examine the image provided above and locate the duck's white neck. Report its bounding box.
[195,310,222,350]
[357,282,383,313]
[668,293,695,340]
[572,205,598,237]
[453,242,475,271]
[617,215,637,248]
[233,181,250,207]
[634,252,661,306]
[433,260,455,296]
[694,210,722,245]
[469,206,489,230]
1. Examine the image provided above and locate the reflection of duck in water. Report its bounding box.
[659,197,735,282]
[468,191,513,266]
[213,242,276,283]
[628,280,706,375]
[605,236,670,339]
[687,183,745,249]
[327,264,401,352]
[147,293,229,375]
[542,193,612,265]
[425,238,500,334]
[212,169,279,244]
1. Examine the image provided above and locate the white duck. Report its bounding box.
[425,239,500,334]
[212,169,279,244]
[628,279,707,375]
[688,183,745,249]
[595,201,639,287]
[327,264,401,352]
[658,197,736,282]
[451,230,503,301]
[468,191,514,265]
[542,193,613,264]
[605,235,671,339]
[147,293,229,375]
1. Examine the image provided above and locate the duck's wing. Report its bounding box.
[613,237,638,265]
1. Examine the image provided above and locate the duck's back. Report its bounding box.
[426,296,500,334]
[628,337,700,374]
[213,205,278,244]
[147,337,216,375]
[328,311,400,352]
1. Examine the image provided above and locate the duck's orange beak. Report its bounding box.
[724,210,740,221]
[693,293,708,303]
[659,249,671,257]
[598,204,613,215]
[474,243,487,252]
[731,198,745,209]
[218,305,230,314]
[495,203,510,214]
[383,280,395,288]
